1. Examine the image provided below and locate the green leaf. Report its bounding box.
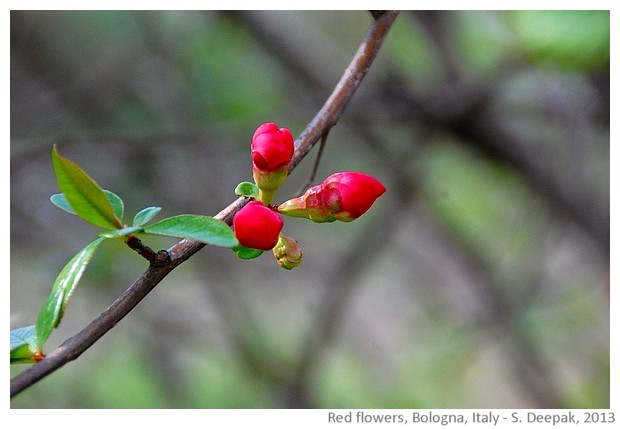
[11,325,36,351]
[133,206,162,227]
[34,237,106,350]
[234,181,260,199]
[105,190,125,221]
[51,190,124,221]
[11,345,38,364]
[52,145,122,229]
[99,225,144,238]
[10,326,38,364]
[144,215,238,247]
[232,245,264,260]
[50,193,76,214]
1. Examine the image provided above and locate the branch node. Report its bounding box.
[125,235,169,267]
[153,250,171,267]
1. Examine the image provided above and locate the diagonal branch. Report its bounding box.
[10,10,399,398]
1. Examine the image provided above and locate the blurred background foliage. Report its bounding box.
[10,10,609,408]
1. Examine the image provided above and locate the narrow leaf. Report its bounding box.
[34,237,106,350]
[144,215,238,247]
[234,181,260,199]
[232,245,264,260]
[133,206,162,227]
[52,145,122,229]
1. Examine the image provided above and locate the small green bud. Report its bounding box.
[272,234,303,270]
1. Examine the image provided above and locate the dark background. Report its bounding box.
[10,10,609,408]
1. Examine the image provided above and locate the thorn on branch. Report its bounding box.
[126,236,170,267]
[369,11,387,19]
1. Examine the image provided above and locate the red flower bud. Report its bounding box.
[233,201,284,250]
[276,172,386,223]
[251,122,295,172]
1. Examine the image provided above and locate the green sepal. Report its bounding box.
[232,244,263,260]
[144,215,238,247]
[252,166,289,205]
[234,181,260,200]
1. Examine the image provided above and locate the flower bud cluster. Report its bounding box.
[232,122,385,269]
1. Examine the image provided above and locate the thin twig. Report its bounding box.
[10,11,400,398]
[296,129,329,195]
[287,11,399,171]
[309,129,329,184]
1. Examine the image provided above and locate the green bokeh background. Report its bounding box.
[10,10,609,408]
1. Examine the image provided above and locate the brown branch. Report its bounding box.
[10,10,400,398]
[125,235,170,267]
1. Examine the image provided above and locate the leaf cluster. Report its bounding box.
[10,146,238,363]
